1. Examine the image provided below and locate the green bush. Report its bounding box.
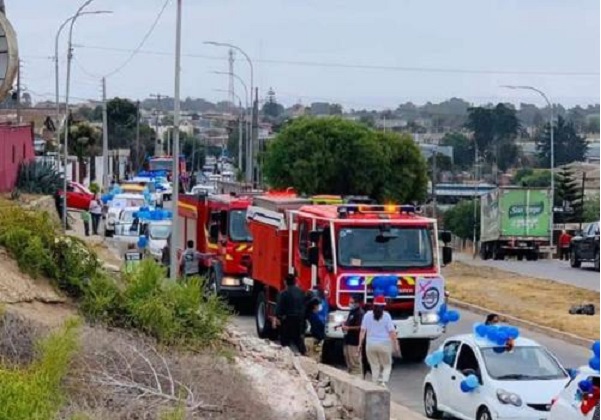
[0,205,100,297]
[89,182,100,195]
[0,319,79,420]
[81,259,231,347]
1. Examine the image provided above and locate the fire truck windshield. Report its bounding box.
[229,210,253,242]
[337,226,434,269]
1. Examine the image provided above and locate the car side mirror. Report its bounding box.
[442,246,453,265]
[308,246,319,266]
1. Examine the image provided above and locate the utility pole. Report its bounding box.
[101,77,109,191]
[472,144,479,258]
[432,145,437,220]
[579,172,586,232]
[135,100,140,172]
[150,93,163,156]
[228,49,235,113]
[251,87,259,187]
[238,101,243,172]
[169,0,182,282]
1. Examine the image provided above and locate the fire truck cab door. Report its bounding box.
[294,218,314,286]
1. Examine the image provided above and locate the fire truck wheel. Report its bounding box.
[400,338,430,363]
[255,291,272,339]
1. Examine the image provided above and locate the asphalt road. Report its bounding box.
[232,310,589,417]
[456,253,600,292]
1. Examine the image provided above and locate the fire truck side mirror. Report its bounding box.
[439,230,452,244]
[309,230,321,243]
[308,246,319,266]
[442,246,453,265]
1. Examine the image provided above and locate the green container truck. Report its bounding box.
[480,187,552,261]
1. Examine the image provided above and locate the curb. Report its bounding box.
[449,298,594,348]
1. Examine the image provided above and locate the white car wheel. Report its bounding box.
[424,385,442,419]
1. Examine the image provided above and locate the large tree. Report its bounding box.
[465,103,520,171]
[555,166,583,223]
[263,117,427,203]
[535,116,588,167]
[440,132,473,170]
[443,199,480,241]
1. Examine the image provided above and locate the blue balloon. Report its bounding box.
[568,368,579,380]
[424,354,435,368]
[493,346,506,354]
[487,328,500,343]
[589,356,600,372]
[438,303,448,316]
[372,277,384,291]
[506,326,520,340]
[137,236,147,249]
[465,374,480,389]
[593,341,600,358]
[385,276,397,289]
[374,288,385,297]
[579,379,594,393]
[474,323,488,338]
[386,285,399,299]
[460,381,473,393]
[496,331,509,345]
[446,310,460,323]
[425,351,444,368]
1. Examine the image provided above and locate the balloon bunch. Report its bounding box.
[101,193,114,204]
[575,341,601,415]
[134,209,173,221]
[372,276,399,299]
[424,350,445,368]
[460,375,480,393]
[438,304,460,326]
[474,323,520,351]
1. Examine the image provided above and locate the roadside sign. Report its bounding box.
[416,276,444,313]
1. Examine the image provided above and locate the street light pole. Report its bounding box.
[54,10,111,127]
[215,89,244,170]
[501,85,555,254]
[204,41,254,182]
[169,0,183,281]
[61,0,97,232]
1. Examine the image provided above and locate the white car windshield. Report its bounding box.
[149,224,171,240]
[481,346,566,380]
[337,227,434,269]
[111,197,145,208]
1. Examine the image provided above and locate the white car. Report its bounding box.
[113,207,144,242]
[121,181,163,208]
[104,194,147,237]
[146,220,172,261]
[424,334,570,420]
[549,366,599,420]
[133,176,172,201]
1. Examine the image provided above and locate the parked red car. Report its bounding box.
[57,182,94,211]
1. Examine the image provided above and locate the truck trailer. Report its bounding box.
[245,191,453,363]
[480,187,552,261]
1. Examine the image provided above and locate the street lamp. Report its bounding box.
[501,85,556,254]
[204,41,254,182]
[169,0,183,282]
[211,70,249,171]
[54,9,112,125]
[61,0,99,232]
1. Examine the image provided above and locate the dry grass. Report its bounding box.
[443,262,600,340]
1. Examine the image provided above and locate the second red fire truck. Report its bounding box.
[245,191,453,362]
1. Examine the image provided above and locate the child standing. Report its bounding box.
[80,210,91,236]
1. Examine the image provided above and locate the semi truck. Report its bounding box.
[245,191,453,363]
[480,187,552,261]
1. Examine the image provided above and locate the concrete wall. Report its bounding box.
[0,123,34,192]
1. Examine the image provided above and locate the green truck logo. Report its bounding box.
[508,202,545,218]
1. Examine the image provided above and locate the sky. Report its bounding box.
[9,0,601,110]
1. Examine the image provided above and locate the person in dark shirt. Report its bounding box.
[304,297,325,361]
[341,294,365,376]
[275,274,307,355]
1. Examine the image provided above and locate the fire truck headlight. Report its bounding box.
[420,313,440,324]
[221,277,241,287]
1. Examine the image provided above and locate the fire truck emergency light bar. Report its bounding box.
[336,204,420,217]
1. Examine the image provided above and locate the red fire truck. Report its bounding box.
[245,192,453,362]
[177,192,255,299]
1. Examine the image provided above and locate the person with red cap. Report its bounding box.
[357,296,400,387]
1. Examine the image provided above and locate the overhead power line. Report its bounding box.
[73,44,599,77]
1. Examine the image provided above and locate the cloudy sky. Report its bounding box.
[9,0,600,109]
